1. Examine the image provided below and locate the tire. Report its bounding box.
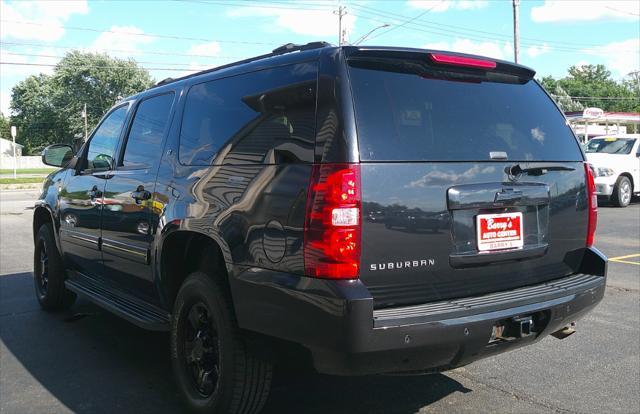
[171,272,273,414]
[611,176,632,207]
[33,223,76,311]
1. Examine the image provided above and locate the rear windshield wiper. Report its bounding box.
[507,164,575,176]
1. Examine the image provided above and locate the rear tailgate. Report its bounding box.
[347,50,588,308]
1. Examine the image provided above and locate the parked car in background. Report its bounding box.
[585,134,640,207]
[34,43,607,414]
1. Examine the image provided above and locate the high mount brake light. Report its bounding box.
[304,164,361,279]
[584,162,598,247]
[429,53,497,70]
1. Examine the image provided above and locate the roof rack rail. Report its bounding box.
[155,77,174,87]
[271,41,331,55]
[149,41,330,90]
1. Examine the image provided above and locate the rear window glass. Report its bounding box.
[585,138,636,154]
[348,59,583,162]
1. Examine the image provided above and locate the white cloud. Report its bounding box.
[0,48,58,76]
[408,0,489,12]
[187,41,222,57]
[89,25,154,57]
[183,41,226,73]
[227,5,356,38]
[527,43,550,58]
[582,38,640,77]
[0,0,89,42]
[531,1,639,23]
[423,38,513,61]
[0,46,60,115]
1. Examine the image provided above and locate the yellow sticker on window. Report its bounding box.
[604,137,617,141]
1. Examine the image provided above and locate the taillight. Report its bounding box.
[429,53,496,69]
[304,163,361,279]
[585,162,598,247]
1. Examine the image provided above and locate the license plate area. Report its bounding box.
[476,212,523,252]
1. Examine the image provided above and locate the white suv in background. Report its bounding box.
[585,134,640,207]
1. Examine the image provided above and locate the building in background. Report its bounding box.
[0,137,23,157]
[565,108,640,142]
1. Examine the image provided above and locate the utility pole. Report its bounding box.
[512,0,520,63]
[334,5,347,46]
[82,103,88,141]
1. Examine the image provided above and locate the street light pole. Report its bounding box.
[83,103,88,142]
[353,24,390,45]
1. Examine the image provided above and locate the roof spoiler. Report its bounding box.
[344,46,536,80]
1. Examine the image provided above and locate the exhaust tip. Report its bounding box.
[551,322,576,340]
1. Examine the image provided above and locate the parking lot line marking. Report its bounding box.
[609,253,640,261]
[609,253,640,266]
[609,259,640,266]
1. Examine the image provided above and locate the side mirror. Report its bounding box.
[42,144,74,167]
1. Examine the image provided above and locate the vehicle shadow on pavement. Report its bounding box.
[264,372,471,414]
[0,272,470,413]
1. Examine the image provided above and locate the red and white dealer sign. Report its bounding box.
[476,212,524,252]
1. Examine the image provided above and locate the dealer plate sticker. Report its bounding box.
[477,212,524,252]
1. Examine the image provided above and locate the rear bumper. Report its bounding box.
[231,248,607,375]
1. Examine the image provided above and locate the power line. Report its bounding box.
[350,10,632,54]
[349,4,635,53]
[604,6,640,17]
[1,51,243,67]
[0,61,198,72]
[180,0,332,11]
[364,0,444,42]
[350,3,617,49]
[0,41,248,60]
[0,19,278,46]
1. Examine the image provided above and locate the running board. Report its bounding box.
[65,274,170,331]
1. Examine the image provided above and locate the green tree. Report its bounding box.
[0,112,11,141]
[622,70,639,106]
[558,64,638,112]
[9,52,154,154]
[10,74,65,154]
[52,52,154,140]
[538,76,583,112]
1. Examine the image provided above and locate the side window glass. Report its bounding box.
[122,93,174,168]
[179,62,317,165]
[86,105,128,170]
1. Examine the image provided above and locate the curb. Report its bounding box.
[0,183,42,191]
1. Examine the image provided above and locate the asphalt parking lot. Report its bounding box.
[1,190,638,414]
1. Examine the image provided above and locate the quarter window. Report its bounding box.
[179,62,317,165]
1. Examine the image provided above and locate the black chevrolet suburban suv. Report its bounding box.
[34,43,607,413]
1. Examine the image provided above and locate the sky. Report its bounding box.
[1,0,639,116]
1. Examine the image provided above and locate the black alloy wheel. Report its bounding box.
[33,223,76,311]
[34,238,49,298]
[183,301,221,397]
[171,272,273,414]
